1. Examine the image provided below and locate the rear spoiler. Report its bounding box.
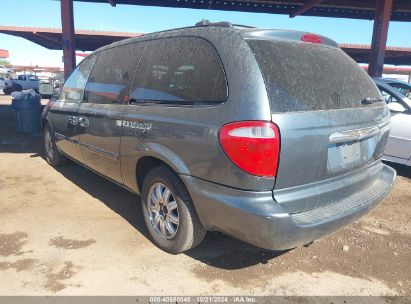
[241,29,339,48]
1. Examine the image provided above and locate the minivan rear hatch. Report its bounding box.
[245,33,391,213]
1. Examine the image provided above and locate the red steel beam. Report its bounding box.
[290,0,323,18]
[368,0,393,78]
[61,0,76,79]
[0,49,9,58]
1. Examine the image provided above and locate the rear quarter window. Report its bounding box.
[130,37,227,105]
[247,40,382,112]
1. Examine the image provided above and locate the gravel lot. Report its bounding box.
[0,93,410,296]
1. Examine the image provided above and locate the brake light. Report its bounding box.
[219,121,280,177]
[301,34,323,44]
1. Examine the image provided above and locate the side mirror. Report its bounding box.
[387,102,406,113]
[38,83,55,99]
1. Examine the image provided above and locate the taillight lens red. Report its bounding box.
[219,121,280,177]
[301,34,323,44]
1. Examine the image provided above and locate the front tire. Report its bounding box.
[141,166,206,253]
[43,124,68,167]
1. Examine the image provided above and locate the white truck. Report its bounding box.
[0,76,5,90]
[3,74,40,95]
[0,65,13,75]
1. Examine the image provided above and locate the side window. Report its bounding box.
[84,43,146,104]
[61,55,97,103]
[18,75,25,81]
[130,37,227,104]
[29,75,38,81]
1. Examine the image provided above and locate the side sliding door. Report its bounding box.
[77,42,147,182]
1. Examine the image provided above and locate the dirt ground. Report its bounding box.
[0,93,410,296]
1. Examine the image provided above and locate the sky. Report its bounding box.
[0,0,410,67]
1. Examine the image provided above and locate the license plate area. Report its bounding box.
[327,136,379,173]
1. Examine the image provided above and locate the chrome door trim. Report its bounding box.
[55,132,118,160]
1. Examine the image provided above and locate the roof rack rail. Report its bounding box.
[195,20,232,27]
[194,19,255,29]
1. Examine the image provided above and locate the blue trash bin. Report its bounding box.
[11,89,41,134]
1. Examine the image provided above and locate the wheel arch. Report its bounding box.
[122,142,191,194]
[136,156,170,194]
[134,152,189,195]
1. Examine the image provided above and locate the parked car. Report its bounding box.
[3,74,40,95]
[377,78,411,98]
[373,78,411,166]
[39,21,395,253]
[0,64,12,75]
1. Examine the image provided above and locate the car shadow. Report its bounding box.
[383,161,411,179]
[54,161,286,269]
[45,155,410,271]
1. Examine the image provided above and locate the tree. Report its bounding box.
[0,59,11,67]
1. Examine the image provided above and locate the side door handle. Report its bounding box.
[78,117,89,128]
[68,116,78,126]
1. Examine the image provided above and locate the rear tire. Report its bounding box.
[43,124,68,167]
[3,88,11,95]
[141,166,206,253]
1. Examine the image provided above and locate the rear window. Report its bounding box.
[247,40,381,112]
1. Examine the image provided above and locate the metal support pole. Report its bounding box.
[61,0,76,79]
[368,0,393,78]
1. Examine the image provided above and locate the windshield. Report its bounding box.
[247,40,382,112]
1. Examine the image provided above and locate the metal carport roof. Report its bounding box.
[1,25,411,65]
[0,26,142,51]
[75,0,411,21]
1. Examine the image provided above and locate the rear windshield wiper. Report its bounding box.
[361,97,383,105]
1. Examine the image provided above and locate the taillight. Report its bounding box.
[301,34,323,44]
[219,121,280,177]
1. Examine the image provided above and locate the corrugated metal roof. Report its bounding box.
[74,0,411,21]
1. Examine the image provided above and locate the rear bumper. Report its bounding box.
[182,163,396,250]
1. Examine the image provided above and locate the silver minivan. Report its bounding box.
[40,22,396,253]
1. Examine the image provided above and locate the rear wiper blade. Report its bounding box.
[361,97,383,105]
